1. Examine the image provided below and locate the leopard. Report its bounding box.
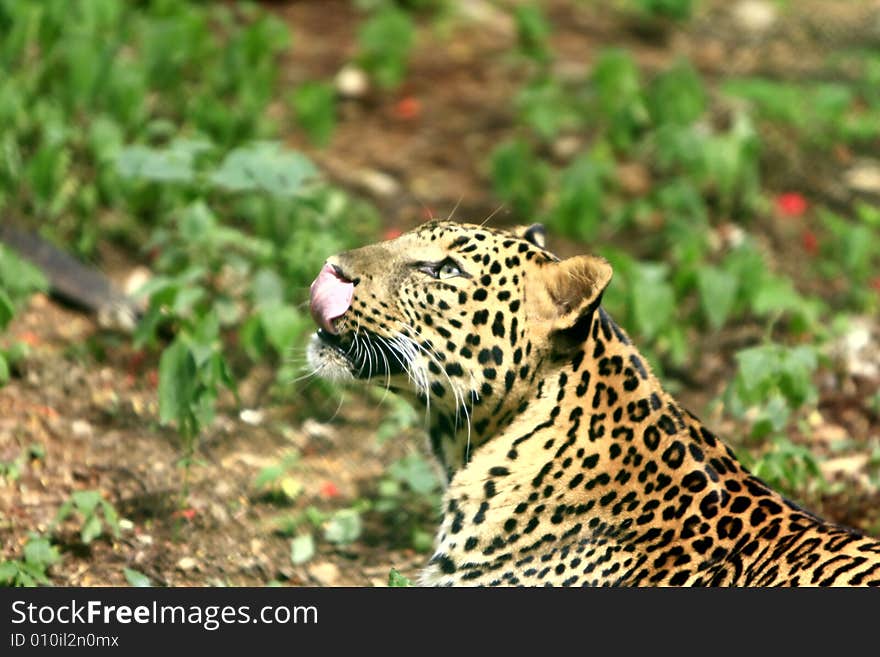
[306,220,880,586]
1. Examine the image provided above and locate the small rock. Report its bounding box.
[617,162,652,196]
[810,423,849,444]
[820,455,871,488]
[457,0,514,36]
[208,502,229,524]
[353,168,400,198]
[136,534,154,546]
[124,266,153,298]
[828,317,879,380]
[308,561,341,586]
[551,135,583,161]
[844,162,880,194]
[71,419,93,438]
[302,418,335,441]
[732,1,778,34]
[335,65,368,98]
[177,556,198,572]
[239,408,264,426]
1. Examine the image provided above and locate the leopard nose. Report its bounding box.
[309,262,354,334]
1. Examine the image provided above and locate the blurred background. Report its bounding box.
[1,0,878,587]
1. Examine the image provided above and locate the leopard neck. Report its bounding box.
[422,307,801,585]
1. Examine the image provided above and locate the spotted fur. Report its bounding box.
[307,221,880,586]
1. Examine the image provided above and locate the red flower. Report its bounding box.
[383,227,403,240]
[319,481,340,499]
[394,96,421,121]
[776,193,808,218]
[871,277,880,293]
[801,229,819,255]
[173,508,197,521]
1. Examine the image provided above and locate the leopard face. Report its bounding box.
[307,220,611,473]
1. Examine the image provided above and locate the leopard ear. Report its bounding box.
[541,255,612,335]
[518,223,547,249]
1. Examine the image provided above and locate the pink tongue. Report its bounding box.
[309,263,354,334]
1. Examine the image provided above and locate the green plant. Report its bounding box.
[591,49,649,152]
[725,343,819,439]
[0,1,292,253]
[323,508,364,545]
[116,138,378,492]
[513,3,552,65]
[548,151,613,242]
[290,533,316,566]
[0,535,60,587]
[0,245,48,384]
[490,138,548,219]
[53,490,121,545]
[123,568,152,587]
[723,77,880,148]
[157,315,237,479]
[743,436,824,496]
[816,207,880,312]
[375,395,420,443]
[374,454,440,553]
[357,6,415,89]
[630,0,695,21]
[0,442,44,482]
[291,81,337,146]
[388,568,412,586]
[253,451,303,503]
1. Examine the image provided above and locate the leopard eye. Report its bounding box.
[438,260,463,279]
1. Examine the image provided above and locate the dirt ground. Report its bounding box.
[1,0,879,587]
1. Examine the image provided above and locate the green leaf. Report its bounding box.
[0,354,9,386]
[323,509,362,545]
[0,245,49,307]
[0,561,19,584]
[254,464,284,489]
[514,3,551,63]
[630,263,675,340]
[734,345,778,400]
[123,568,152,587]
[388,455,440,496]
[209,142,318,197]
[0,291,14,331]
[490,139,547,218]
[696,266,738,330]
[592,49,648,150]
[72,490,102,513]
[158,338,197,426]
[116,139,211,183]
[23,537,60,569]
[81,514,103,544]
[290,534,316,565]
[292,81,336,147]
[648,59,705,127]
[358,7,414,89]
[252,269,285,307]
[100,500,120,537]
[260,303,306,356]
[550,153,606,241]
[280,477,304,501]
[388,568,412,587]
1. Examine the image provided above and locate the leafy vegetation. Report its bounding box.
[0,535,60,587]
